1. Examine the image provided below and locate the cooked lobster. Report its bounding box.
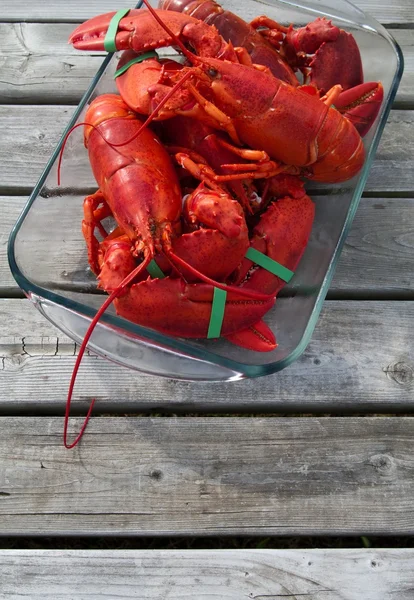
[158,0,383,135]
[61,2,382,448]
[69,5,369,183]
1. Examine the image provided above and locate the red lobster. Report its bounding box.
[158,0,383,136]
[159,0,299,85]
[62,92,291,448]
[81,94,277,339]
[81,94,315,349]
[69,5,368,183]
[63,2,374,447]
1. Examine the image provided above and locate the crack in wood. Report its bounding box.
[15,23,31,56]
[252,593,332,599]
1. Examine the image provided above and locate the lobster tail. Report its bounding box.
[308,106,365,182]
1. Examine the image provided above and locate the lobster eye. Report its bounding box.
[207,67,219,79]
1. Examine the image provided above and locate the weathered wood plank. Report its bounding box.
[1,196,30,294]
[2,549,414,599]
[0,417,413,535]
[3,196,413,294]
[1,106,413,193]
[0,299,413,411]
[0,105,74,193]
[0,0,413,25]
[394,29,414,108]
[0,24,411,105]
[331,197,414,294]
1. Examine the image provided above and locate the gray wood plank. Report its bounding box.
[331,197,414,294]
[0,22,105,105]
[0,0,413,25]
[1,106,413,193]
[394,29,414,108]
[0,24,411,105]
[1,549,414,599]
[0,417,413,535]
[3,196,413,295]
[1,0,133,22]
[0,299,413,412]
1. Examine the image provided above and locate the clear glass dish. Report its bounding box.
[8,0,403,381]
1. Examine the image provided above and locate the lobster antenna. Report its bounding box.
[57,69,193,185]
[167,249,275,301]
[58,121,92,186]
[112,69,194,144]
[142,0,201,65]
[63,253,151,449]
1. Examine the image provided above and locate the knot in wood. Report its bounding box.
[384,361,413,386]
[368,453,395,475]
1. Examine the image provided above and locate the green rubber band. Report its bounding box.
[245,247,294,283]
[207,288,227,339]
[146,259,165,279]
[114,51,159,78]
[104,8,130,53]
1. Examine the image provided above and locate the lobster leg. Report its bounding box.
[82,190,113,274]
[175,151,284,187]
[249,16,287,48]
[320,84,343,107]
[185,82,242,144]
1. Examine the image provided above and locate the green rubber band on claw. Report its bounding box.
[104,8,130,53]
[207,288,227,339]
[245,247,294,283]
[114,51,159,78]
[147,259,165,279]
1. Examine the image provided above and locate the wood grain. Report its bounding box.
[0,0,413,24]
[0,417,413,535]
[1,107,413,194]
[394,29,414,108]
[0,24,411,106]
[331,197,414,294]
[0,299,413,412]
[1,549,414,599]
[3,196,414,295]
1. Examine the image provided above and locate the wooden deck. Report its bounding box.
[0,0,413,597]
[2,549,414,599]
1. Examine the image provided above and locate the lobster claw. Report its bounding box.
[287,18,363,94]
[69,10,141,50]
[233,193,315,296]
[114,278,275,338]
[225,319,277,351]
[69,8,233,59]
[335,81,384,137]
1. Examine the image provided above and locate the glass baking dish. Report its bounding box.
[8,0,403,381]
